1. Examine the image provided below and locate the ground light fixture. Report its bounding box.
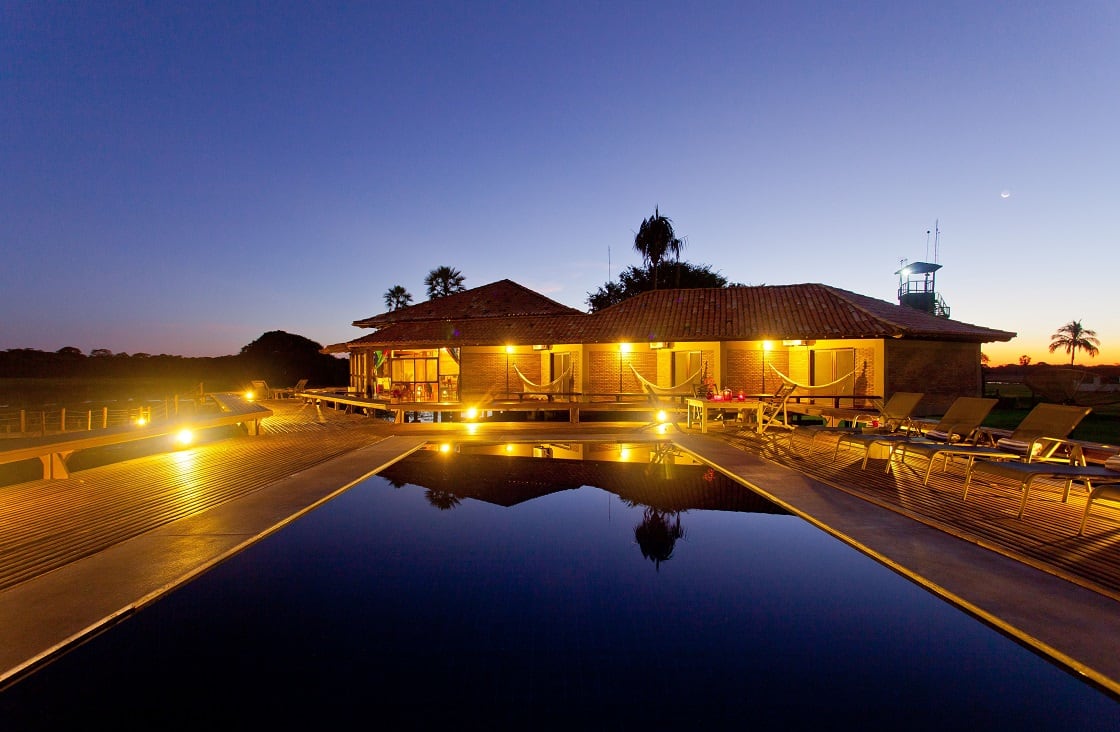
[174,428,194,447]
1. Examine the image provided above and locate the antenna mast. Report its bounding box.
[934,219,940,264]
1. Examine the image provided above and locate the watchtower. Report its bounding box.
[895,261,950,318]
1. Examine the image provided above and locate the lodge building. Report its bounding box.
[325,273,1015,416]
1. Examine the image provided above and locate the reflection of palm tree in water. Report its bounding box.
[425,489,461,510]
[634,507,685,570]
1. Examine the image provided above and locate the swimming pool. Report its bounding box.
[2,441,1118,728]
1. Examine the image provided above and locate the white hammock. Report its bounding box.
[629,364,702,396]
[768,363,855,392]
[513,364,573,393]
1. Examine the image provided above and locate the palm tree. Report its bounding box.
[1048,320,1100,365]
[633,507,685,571]
[424,266,466,299]
[383,285,413,311]
[633,206,684,290]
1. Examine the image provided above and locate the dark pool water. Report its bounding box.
[2,443,1119,729]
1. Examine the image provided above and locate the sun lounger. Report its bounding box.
[963,455,1120,531]
[894,403,1091,485]
[273,378,309,399]
[835,396,998,471]
[790,391,924,455]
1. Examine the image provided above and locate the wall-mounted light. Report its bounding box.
[782,339,803,347]
[649,341,670,350]
[533,344,551,351]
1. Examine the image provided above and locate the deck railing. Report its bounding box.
[0,394,204,437]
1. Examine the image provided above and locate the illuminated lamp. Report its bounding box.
[532,344,551,351]
[174,428,194,446]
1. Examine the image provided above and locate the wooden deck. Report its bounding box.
[717,426,1120,602]
[0,399,1116,601]
[0,399,387,592]
[2,399,1120,695]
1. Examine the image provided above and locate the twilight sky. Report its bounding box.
[3,1,1117,365]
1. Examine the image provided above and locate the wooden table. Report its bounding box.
[686,398,763,433]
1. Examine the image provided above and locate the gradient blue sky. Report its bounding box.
[3,1,1117,365]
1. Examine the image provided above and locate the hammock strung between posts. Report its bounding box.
[512,364,573,394]
[629,364,703,397]
[767,363,855,392]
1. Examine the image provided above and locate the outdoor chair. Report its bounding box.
[736,383,798,433]
[789,391,924,455]
[834,396,998,471]
[273,378,309,399]
[895,402,1091,485]
[962,454,1120,531]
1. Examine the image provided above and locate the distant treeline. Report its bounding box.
[0,331,349,390]
[985,363,1120,381]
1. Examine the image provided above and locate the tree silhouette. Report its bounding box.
[586,262,727,311]
[633,206,684,290]
[1048,320,1100,365]
[425,266,466,299]
[383,285,413,311]
[633,507,685,571]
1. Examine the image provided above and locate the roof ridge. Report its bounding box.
[818,284,907,337]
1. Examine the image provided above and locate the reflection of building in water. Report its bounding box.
[378,443,790,516]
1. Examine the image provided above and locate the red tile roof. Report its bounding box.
[334,281,1015,351]
[583,284,1016,342]
[352,279,582,328]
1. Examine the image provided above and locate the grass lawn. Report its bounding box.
[0,377,214,409]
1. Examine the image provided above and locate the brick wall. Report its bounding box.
[886,340,982,414]
[725,349,789,394]
[459,351,541,399]
[588,351,655,394]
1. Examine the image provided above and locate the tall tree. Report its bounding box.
[383,285,413,311]
[633,206,684,290]
[424,266,466,299]
[586,262,727,312]
[1048,320,1100,365]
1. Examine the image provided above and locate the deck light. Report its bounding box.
[133,416,148,427]
[464,406,479,420]
[656,410,669,423]
[245,390,255,402]
[174,428,194,446]
[439,443,452,453]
